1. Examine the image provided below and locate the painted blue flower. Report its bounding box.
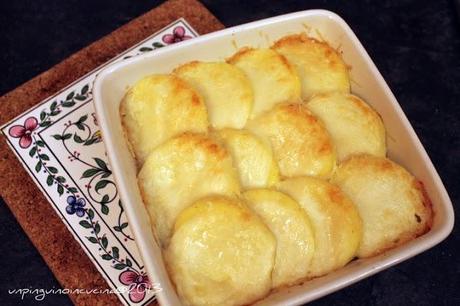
[66,195,86,217]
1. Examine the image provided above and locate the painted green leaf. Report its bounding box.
[74,94,86,101]
[81,168,100,178]
[112,247,119,259]
[50,101,57,111]
[62,133,72,140]
[68,187,78,193]
[101,194,110,204]
[76,123,85,131]
[35,161,42,172]
[83,138,97,146]
[87,236,98,243]
[101,236,108,249]
[39,154,49,160]
[62,101,75,107]
[29,146,37,157]
[50,110,60,116]
[52,134,62,140]
[87,209,95,220]
[39,121,51,128]
[94,158,108,171]
[36,140,45,147]
[57,184,64,195]
[101,172,111,178]
[153,42,164,48]
[101,204,109,215]
[126,258,132,267]
[95,180,110,193]
[47,166,58,173]
[46,175,53,186]
[66,92,75,100]
[56,176,66,183]
[140,47,153,52]
[102,254,112,260]
[81,84,89,95]
[79,220,92,228]
[74,134,84,143]
[94,222,101,235]
[40,111,46,121]
[77,115,88,124]
[113,263,127,270]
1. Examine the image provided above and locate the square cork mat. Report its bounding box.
[0,1,224,305]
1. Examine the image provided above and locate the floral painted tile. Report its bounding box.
[1,19,199,306]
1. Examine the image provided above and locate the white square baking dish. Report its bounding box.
[93,10,454,306]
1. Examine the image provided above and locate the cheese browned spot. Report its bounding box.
[246,102,336,179]
[331,154,432,258]
[120,74,209,167]
[272,34,350,100]
[166,196,276,306]
[138,133,240,246]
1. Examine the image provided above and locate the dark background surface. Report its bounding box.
[1,0,459,305]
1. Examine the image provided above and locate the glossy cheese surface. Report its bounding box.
[174,61,253,129]
[332,154,432,257]
[272,34,350,99]
[120,74,209,166]
[166,196,276,306]
[138,133,240,246]
[244,189,315,287]
[307,93,386,161]
[247,102,336,179]
[228,48,301,118]
[217,128,279,189]
[278,176,362,277]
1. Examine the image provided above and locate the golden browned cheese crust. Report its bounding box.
[120,74,209,167]
[138,133,240,246]
[331,154,433,258]
[174,61,253,129]
[272,34,350,100]
[277,177,363,278]
[166,196,276,306]
[228,48,301,118]
[307,92,386,161]
[246,102,336,179]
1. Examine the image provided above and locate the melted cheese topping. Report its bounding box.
[247,102,336,179]
[174,61,253,129]
[228,48,301,118]
[278,176,362,278]
[272,34,350,99]
[244,189,315,287]
[120,74,209,166]
[331,154,432,258]
[166,196,276,306]
[138,133,240,246]
[307,93,386,161]
[217,128,279,189]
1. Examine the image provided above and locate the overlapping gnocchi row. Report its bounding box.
[120,33,432,306]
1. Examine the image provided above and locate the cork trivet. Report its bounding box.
[0,1,224,305]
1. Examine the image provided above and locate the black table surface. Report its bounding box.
[1,0,459,305]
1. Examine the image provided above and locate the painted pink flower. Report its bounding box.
[8,117,38,148]
[119,270,151,303]
[162,26,192,44]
